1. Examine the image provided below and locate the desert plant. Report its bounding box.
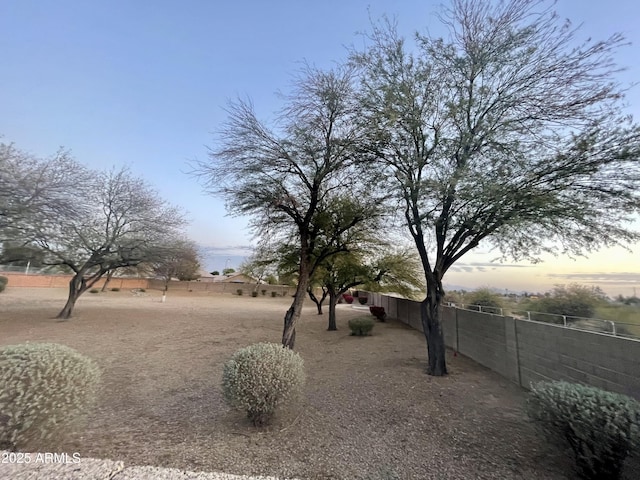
[369,306,386,321]
[527,380,640,480]
[139,288,146,292]
[0,276,7,293]
[465,288,504,312]
[271,291,278,297]
[222,342,306,426]
[236,289,243,296]
[89,288,99,294]
[0,342,101,451]
[358,297,368,305]
[342,294,354,304]
[251,291,258,297]
[110,287,120,292]
[348,316,375,336]
[261,289,267,296]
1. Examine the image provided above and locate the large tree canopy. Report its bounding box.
[353,0,640,375]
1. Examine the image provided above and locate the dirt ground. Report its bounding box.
[0,287,594,479]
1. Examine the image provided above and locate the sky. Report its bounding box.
[1,0,639,296]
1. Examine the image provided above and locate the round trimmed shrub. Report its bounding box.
[348,317,375,336]
[222,343,305,426]
[0,343,101,451]
[110,287,120,292]
[89,288,99,294]
[0,276,8,293]
[527,380,640,480]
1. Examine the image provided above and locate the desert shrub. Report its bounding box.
[0,343,101,451]
[139,288,146,292]
[110,287,120,292]
[251,291,258,297]
[527,380,640,480]
[348,317,375,336]
[0,276,7,293]
[465,287,504,311]
[342,294,354,304]
[271,291,278,297]
[527,284,606,318]
[358,297,368,305]
[369,306,386,321]
[222,343,305,426]
[236,289,243,296]
[89,288,99,294]
[261,289,267,296]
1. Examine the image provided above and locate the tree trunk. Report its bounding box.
[101,270,114,292]
[282,262,311,349]
[327,289,338,331]
[57,274,86,319]
[421,275,447,376]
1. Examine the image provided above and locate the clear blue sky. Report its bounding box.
[1,1,639,294]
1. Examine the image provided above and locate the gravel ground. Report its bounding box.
[0,287,626,479]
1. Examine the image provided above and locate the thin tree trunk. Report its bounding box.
[101,270,115,292]
[327,289,338,331]
[57,274,85,319]
[282,262,311,349]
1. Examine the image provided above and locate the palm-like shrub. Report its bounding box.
[0,343,101,451]
[527,380,640,480]
[222,343,305,426]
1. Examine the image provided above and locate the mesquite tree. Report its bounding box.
[354,0,640,375]
[195,65,371,348]
[23,165,186,318]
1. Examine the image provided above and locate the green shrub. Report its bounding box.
[0,343,101,451]
[0,276,7,286]
[251,291,258,297]
[261,289,267,296]
[466,287,504,311]
[271,291,278,297]
[139,288,146,292]
[348,316,375,336]
[89,288,99,294]
[110,287,120,292]
[236,289,243,296]
[527,284,606,318]
[222,343,305,426]
[527,380,640,480]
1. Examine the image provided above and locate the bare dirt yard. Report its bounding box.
[0,287,580,479]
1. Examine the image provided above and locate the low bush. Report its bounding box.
[251,291,258,297]
[369,306,386,321]
[139,288,146,292]
[89,288,99,294]
[0,343,101,451]
[342,294,354,304]
[261,289,267,296]
[348,317,375,336]
[110,287,120,292]
[271,291,278,297]
[358,297,368,305]
[527,380,640,480]
[0,276,7,293]
[236,289,243,296]
[222,343,306,426]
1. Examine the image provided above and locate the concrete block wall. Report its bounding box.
[366,292,640,400]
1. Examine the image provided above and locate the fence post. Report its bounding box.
[562,315,567,327]
[527,311,531,321]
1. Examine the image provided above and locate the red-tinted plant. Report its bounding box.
[342,294,354,304]
[369,306,386,321]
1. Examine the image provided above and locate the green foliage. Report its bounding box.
[0,343,101,451]
[222,343,306,426]
[466,288,504,311]
[89,288,99,294]
[527,381,640,480]
[110,287,120,292]
[0,276,6,293]
[261,289,267,296]
[210,270,220,276]
[251,291,258,297]
[223,268,236,276]
[236,289,243,296]
[527,284,606,318]
[139,288,146,292]
[271,291,278,297]
[348,316,375,336]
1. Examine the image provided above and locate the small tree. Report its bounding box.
[20,165,186,318]
[151,238,202,293]
[527,284,606,318]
